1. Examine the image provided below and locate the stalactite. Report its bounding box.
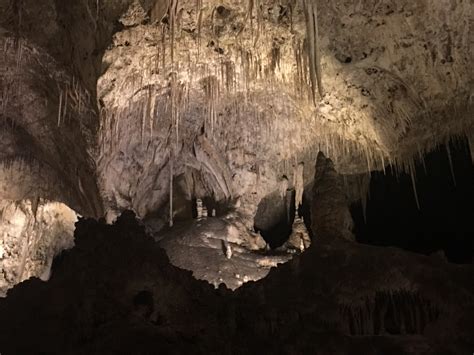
[417,143,427,174]
[446,144,457,186]
[467,135,474,163]
[175,87,180,151]
[15,39,23,70]
[303,0,323,103]
[161,24,166,73]
[169,0,178,65]
[294,162,304,213]
[57,91,63,127]
[196,0,203,55]
[237,0,254,37]
[96,0,100,22]
[62,86,68,123]
[409,161,420,210]
[380,152,386,175]
[149,88,155,140]
[141,88,150,145]
[169,156,174,227]
[114,110,120,147]
[364,146,372,173]
[253,0,262,47]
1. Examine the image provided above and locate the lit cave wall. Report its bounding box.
[0,0,472,354]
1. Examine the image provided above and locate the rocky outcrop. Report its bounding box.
[312,152,354,241]
[0,156,472,354]
[0,0,472,350]
[156,214,285,290]
[0,199,77,296]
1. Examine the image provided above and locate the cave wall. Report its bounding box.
[0,0,472,305]
[0,199,76,296]
[1,0,472,224]
[0,154,471,354]
[96,0,473,222]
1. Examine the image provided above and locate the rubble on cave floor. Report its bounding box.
[149,214,303,290]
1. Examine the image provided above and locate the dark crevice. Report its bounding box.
[254,189,296,248]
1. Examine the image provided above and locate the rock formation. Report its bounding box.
[0,154,472,354]
[0,0,472,352]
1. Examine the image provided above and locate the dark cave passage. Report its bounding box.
[351,138,474,264]
[254,189,296,249]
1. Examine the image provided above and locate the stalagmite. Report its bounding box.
[223,236,232,259]
[196,198,208,219]
[196,198,204,219]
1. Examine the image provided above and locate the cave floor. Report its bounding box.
[152,217,294,290]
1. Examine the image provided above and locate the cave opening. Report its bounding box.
[254,189,297,249]
[351,138,474,264]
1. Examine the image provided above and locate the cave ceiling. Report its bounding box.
[0,0,472,219]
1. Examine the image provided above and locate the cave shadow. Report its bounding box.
[351,138,474,264]
[254,189,296,249]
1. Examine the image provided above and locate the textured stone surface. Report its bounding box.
[312,152,354,241]
[1,0,472,223]
[0,33,102,216]
[95,0,473,221]
[156,214,289,290]
[0,3,472,347]
[0,199,77,296]
[0,187,472,354]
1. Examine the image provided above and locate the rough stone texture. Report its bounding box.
[156,214,290,290]
[312,152,354,241]
[0,169,472,353]
[95,0,473,222]
[1,0,472,226]
[0,33,102,216]
[0,1,472,350]
[0,199,76,296]
[283,216,311,251]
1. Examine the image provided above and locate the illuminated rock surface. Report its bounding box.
[0,0,472,352]
[0,157,472,353]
